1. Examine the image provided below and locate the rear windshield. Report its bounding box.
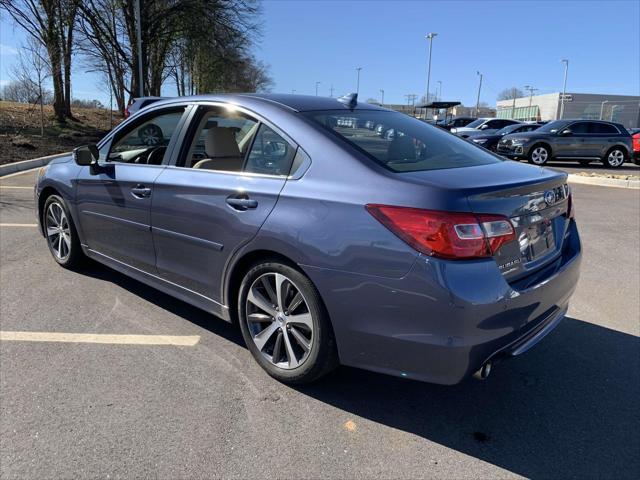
[304,110,501,172]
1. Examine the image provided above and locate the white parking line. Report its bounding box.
[0,186,32,189]
[0,223,38,227]
[0,331,201,346]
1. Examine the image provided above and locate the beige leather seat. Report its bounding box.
[192,127,243,171]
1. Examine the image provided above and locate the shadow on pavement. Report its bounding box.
[79,261,245,347]
[297,317,639,479]
[77,262,639,478]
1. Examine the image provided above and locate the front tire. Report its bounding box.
[603,147,627,168]
[43,195,85,268]
[528,144,550,165]
[238,261,338,384]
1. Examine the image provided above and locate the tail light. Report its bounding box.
[366,204,515,260]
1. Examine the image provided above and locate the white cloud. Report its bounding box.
[0,43,18,56]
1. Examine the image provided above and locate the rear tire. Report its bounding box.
[602,147,627,168]
[238,261,338,384]
[528,144,550,165]
[43,195,85,268]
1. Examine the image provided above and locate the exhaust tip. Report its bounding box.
[473,361,492,380]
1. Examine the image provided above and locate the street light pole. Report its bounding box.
[437,80,442,101]
[475,71,483,117]
[329,84,334,97]
[134,0,144,97]
[356,67,362,95]
[559,59,569,119]
[599,100,609,120]
[380,89,384,105]
[425,33,437,105]
[315,81,321,96]
[610,105,620,121]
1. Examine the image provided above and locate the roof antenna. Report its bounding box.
[337,92,358,109]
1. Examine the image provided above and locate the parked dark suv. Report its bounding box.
[497,119,633,168]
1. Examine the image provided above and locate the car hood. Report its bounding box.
[451,126,478,133]
[471,133,501,141]
[464,129,497,138]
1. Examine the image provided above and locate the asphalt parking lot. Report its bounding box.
[1,169,639,479]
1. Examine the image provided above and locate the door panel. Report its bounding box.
[74,106,188,272]
[150,168,287,301]
[75,164,165,271]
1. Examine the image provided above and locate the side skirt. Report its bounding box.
[82,245,231,322]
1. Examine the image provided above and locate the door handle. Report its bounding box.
[226,195,258,210]
[131,184,152,198]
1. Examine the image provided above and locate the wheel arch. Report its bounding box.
[604,144,629,158]
[37,186,62,236]
[531,141,553,157]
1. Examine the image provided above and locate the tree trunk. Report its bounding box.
[47,42,66,124]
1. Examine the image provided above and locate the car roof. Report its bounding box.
[146,93,388,113]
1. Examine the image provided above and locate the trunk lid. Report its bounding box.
[400,161,571,282]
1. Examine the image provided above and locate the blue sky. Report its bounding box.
[2,0,639,107]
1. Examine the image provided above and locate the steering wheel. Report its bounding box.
[146,146,167,165]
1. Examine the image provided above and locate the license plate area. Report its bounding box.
[523,219,555,260]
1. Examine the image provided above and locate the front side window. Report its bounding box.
[569,122,590,134]
[305,110,502,173]
[107,109,185,165]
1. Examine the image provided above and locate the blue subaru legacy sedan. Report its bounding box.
[35,94,581,385]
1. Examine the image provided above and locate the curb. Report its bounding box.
[567,174,640,189]
[0,152,70,177]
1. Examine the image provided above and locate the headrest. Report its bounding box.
[387,135,416,161]
[205,127,240,158]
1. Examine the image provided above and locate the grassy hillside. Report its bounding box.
[0,101,121,165]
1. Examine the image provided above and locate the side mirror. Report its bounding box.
[559,129,572,136]
[73,144,99,166]
[479,124,489,130]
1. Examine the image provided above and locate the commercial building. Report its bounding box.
[496,92,640,128]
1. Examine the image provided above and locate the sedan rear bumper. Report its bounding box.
[304,220,581,385]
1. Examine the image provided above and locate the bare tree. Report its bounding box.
[497,87,525,101]
[10,37,52,135]
[1,0,79,122]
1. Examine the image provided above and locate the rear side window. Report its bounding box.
[304,110,501,172]
[245,124,296,176]
[589,123,618,134]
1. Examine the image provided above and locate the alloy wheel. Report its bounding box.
[45,202,71,261]
[607,149,625,167]
[531,147,548,164]
[139,126,161,145]
[245,273,314,369]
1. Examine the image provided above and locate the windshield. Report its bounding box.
[537,120,571,134]
[463,118,487,129]
[304,110,502,173]
[495,124,521,135]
